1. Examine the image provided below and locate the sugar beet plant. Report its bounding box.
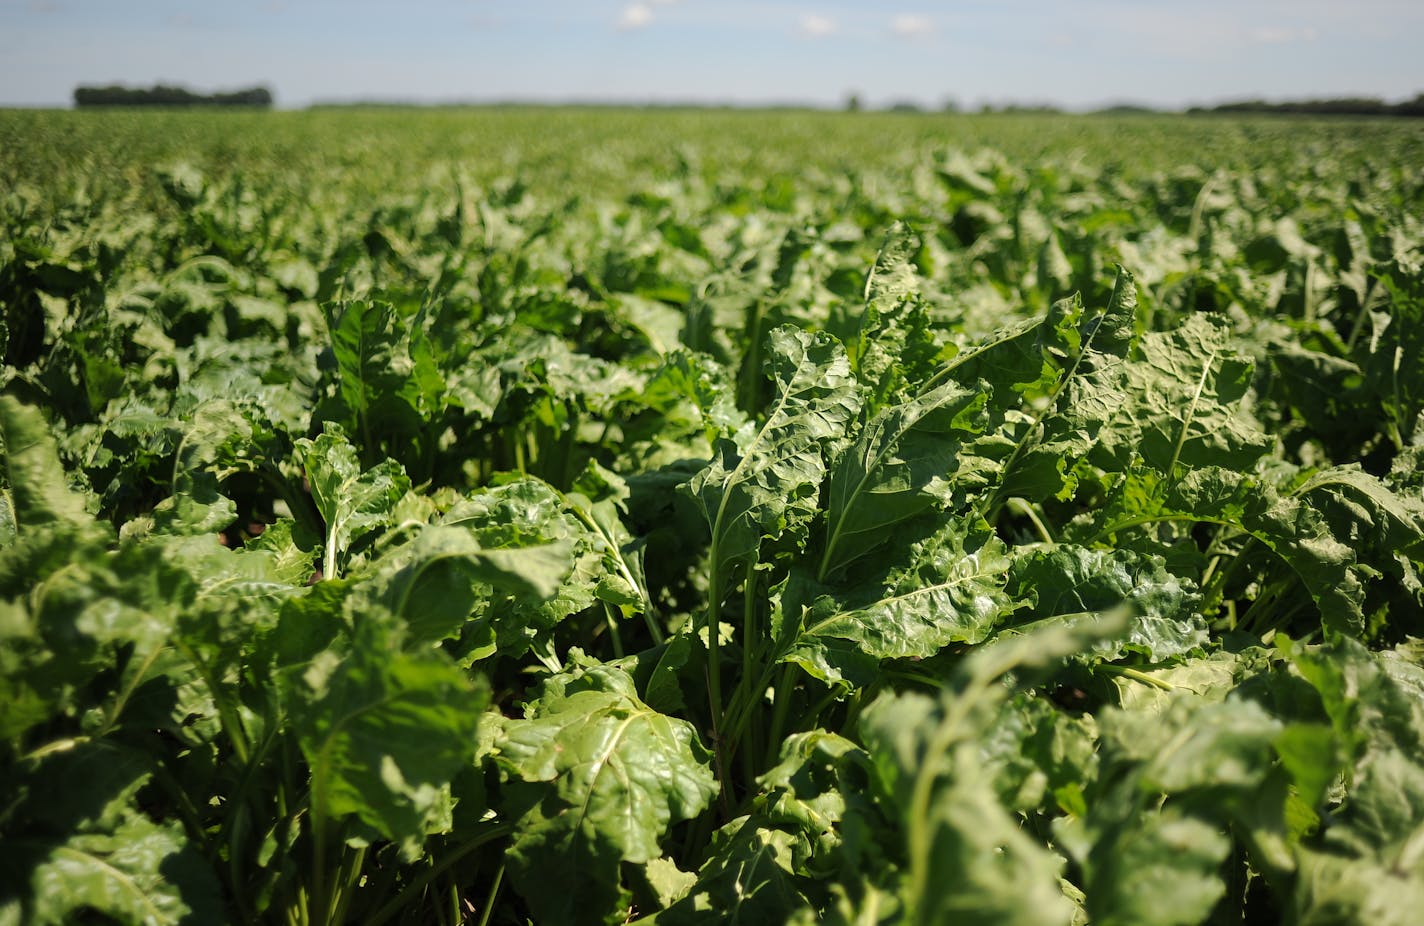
[2,110,1424,925]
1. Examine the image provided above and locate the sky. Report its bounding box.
[2,0,1423,110]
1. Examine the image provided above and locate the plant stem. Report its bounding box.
[1004,497,1056,545]
[362,823,514,926]
[329,845,367,926]
[764,665,798,768]
[476,862,505,926]
[1096,664,1175,691]
[703,558,729,811]
[603,602,625,659]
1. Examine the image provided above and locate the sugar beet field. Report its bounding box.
[1,108,1423,925]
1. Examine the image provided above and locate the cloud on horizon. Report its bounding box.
[799,13,836,38]
[889,13,934,39]
[618,0,682,31]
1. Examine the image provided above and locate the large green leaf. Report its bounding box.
[1100,313,1270,475]
[1084,462,1424,635]
[852,223,941,408]
[861,691,1077,926]
[20,813,221,926]
[496,663,717,924]
[0,740,222,926]
[818,379,987,581]
[786,520,1013,686]
[432,477,596,657]
[322,299,429,454]
[658,818,813,925]
[286,620,485,856]
[859,617,1124,926]
[684,326,861,599]
[1065,696,1285,926]
[0,397,90,532]
[942,269,1139,509]
[295,425,410,578]
[1006,545,1207,661]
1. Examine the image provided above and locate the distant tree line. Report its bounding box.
[74,84,273,108]
[1189,94,1424,117]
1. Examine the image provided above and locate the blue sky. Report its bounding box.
[3,0,1422,109]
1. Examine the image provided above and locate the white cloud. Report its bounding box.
[890,14,935,38]
[800,14,836,38]
[1251,25,1320,44]
[618,0,681,30]
[619,3,654,30]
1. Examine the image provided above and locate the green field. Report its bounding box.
[3,108,1424,925]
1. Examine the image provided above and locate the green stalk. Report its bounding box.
[703,562,729,811]
[904,700,972,923]
[1200,535,1259,615]
[738,300,765,414]
[763,665,798,771]
[309,802,333,926]
[530,637,564,673]
[512,426,527,474]
[476,862,506,926]
[362,823,515,926]
[564,405,580,489]
[641,608,666,648]
[96,642,168,740]
[736,560,763,788]
[603,602,625,659]
[1164,350,1217,482]
[1187,173,1218,244]
[1096,664,1175,691]
[720,656,783,771]
[1004,497,1056,545]
[328,845,368,926]
[740,561,758,694]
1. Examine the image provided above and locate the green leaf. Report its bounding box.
[237,518,320,587]
[1007,545,1207,661]
[1102,313,1271,475]
[287,620,485,856]
[496,663,717,924]
[1070,696,1286,926]
[1083,811,1231,926]
[323,299,426,452]
[20,813,222,926]
[786,520,1013,686]
[0,397,91,531]
[943,268,1140,509]
[860,617,1126,926]
[755,729,884,877]
[818,379,987,581]
[979,693,1101,815]
[861,691,1076,926]
[1084,462,1424,635]
[1292,848,1424,926]
[378,522,575,646]
[659,818,813,925]
[436,477,596,657]
[685,326,861,600]
[853,223,941,408]
[296,424,411,578]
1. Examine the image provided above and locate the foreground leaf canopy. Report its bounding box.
[2,107,1423,925]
